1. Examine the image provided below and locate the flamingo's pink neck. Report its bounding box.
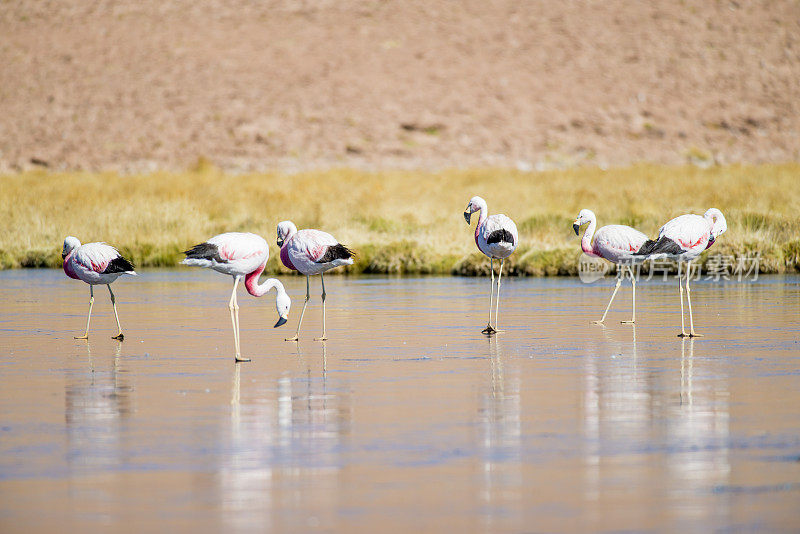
[244,261,269,296]
[473,204,488,244]
[581,218,598,256]
[279,241,297,271]
[63,250,81,279]
[702,216,716,249]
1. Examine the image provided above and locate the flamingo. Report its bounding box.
[276,221,354,342]
[181,232,291,362]
[62,236,136,340]
[463,196,518,335]
[635,208,727,337]
[573,209,649,324]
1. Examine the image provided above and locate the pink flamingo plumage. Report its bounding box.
[181,232,291,362]
[62,236,137,340]
[464,196,518,335]
[276,221,354,342]
[635,208,727,337]
[573,209,649,324]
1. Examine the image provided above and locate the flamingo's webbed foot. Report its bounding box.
[112,333,124,341]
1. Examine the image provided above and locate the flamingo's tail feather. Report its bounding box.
[635,236,683,257]
[316,243,355,264]
[183,243,227,264]
[103,255,136,274]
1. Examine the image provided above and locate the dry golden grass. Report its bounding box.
[1,163,799,275]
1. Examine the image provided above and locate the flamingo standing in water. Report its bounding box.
[573,209,649,324]
[464,196,518,335]
[277,221,354,342]
[181,232,291,362]
[635,208,727,337]
[62,236,136,340]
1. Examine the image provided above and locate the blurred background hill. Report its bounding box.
[1,0,798,173]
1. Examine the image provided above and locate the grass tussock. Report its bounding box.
[1,163,799,275]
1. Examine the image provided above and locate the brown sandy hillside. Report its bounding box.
[1,0,798,173]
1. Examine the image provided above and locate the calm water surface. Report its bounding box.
[1,270,799,532]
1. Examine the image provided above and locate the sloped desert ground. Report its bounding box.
[1,0,798,173]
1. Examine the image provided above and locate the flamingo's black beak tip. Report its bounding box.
[573,223,580,236]
[277,238,284,247]
[274,316,288,328]
[463,212,471,224]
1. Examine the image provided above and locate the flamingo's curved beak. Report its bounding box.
[277,237,284,247]
[463,211,471,224]
[573,221,581,235]
[61,251,67,259]
[274,316,288,328]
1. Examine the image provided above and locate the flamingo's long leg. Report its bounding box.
[677,262,688,337]
[685,261,702,337]
[229,276,249,361]
[227,280,237,352]
[108,284,125,340]
[75,285,94,339]
[631,266,637,322]
[287,275,310,342]
[489,258,495,326]
[315,273,327,341]
[228,277,240,358]
[621,266,636,324]
[231,277,241,355]
[233,288,248,361]
[593,268,622,325]
[482,259,495,335]
[493,259,506,333]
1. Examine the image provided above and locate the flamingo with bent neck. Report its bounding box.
[62,236,137,340]
[573,209,649,324]
[181,232,291,362]
[276,221,354,342]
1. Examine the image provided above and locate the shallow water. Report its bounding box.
[1,270,799,532]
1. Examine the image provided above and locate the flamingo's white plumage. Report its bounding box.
[463,196,518,335]
[635,208,727,337]
[62,236,136,340]
[573,209,649,324]
[277,221,354,341]
[181,232,291,362]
